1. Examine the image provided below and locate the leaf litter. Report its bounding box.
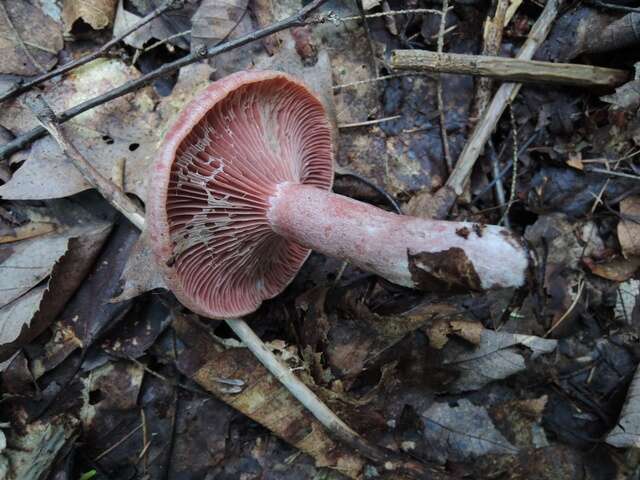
[0,0,640,479]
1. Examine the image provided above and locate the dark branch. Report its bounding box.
[0,0,330,161]
[0,0,180,104]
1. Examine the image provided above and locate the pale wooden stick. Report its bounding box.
[391,50,629,88]
[444,0,564,195]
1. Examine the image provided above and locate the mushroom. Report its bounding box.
[147,70,530,319]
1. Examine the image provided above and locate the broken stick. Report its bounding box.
[445,0,563,196]
[391,50,629,88]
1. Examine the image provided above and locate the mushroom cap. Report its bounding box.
[146,70,334,318]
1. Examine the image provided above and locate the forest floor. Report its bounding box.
[0,0,639,479]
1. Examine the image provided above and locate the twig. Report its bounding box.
[436,0,453,172]
[585,167,640,182]
[445,0,563,195]
[0,2,46,74]
[95,423,144,461]
[584,0,640,14]
[332,72,432,90]
[390,50,630,88]
[0,0,330,161]
[340,7,451,21]
[488,142,508,224]
[337,115,401,128]
[142,29,191,54]
[472,0,509,121]
[545,276,585,337]
[27,86,440,479]
[0,0,178,104]
[500,104,518,225]
[356,0,380,76]
[25,95,145,230]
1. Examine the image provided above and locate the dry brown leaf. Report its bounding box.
[190,0,248,53]
[618,195,640,258]
[0,58,160,201]
[62,0,118,32]
[173,313,365,478]
[584,255,640,282]
[0,0,63,76]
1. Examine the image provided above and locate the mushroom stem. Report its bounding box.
[269,183,530,291]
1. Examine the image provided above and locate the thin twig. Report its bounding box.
[488,141,508,222]
[142,29,191,54]
[445,0,563,196]
[0,0,330,161]
[0,0,178,104]
[25,95,146,230]
[585,167,640,182]
[338,115,401,128]
[545,276,585,337]
[95,423,144,461]
[584,0,640,13]
[332,72,432,90]
[500,104,518,225]
[0,2,46,74]
[436,0,453,173]
[340,7,451,21]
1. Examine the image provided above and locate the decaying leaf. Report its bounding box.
[173,313,365,479]
[0,0,64,76]
[427,319,558,393]
[607,364,640,448]
[0,58,159,201]
[0,199,112,362]
[0,415,78,480]
[62,0,118,32]
[422,399,519,464]
[112,0,196,51]
[615,278,639,323]
[190,0,248,53]
[601,79,640,111]
[584,255,640,282]
[618,195,640,258]
[112,231,166,302]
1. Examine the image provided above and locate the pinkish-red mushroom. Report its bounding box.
[147,70,530,319]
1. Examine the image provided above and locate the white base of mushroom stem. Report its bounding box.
[269,183,530,292]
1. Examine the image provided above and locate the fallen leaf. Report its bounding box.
[601,79,640,111]
[421,399,519,464]
[0,0,63,76]
[615,278,639,323]
[584,255,640,282]
[112,0,196,51]
[0,415,78,480]
[618,195,640,258]
[0,231,68,307]
[0,58,160,201]
[190,0,248,54]
[173,313,365,479]
[112,232,166,302]
[433,322,558,393]
[0,199,112,361]
[607,364,640,448]
[62,0,118,32]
